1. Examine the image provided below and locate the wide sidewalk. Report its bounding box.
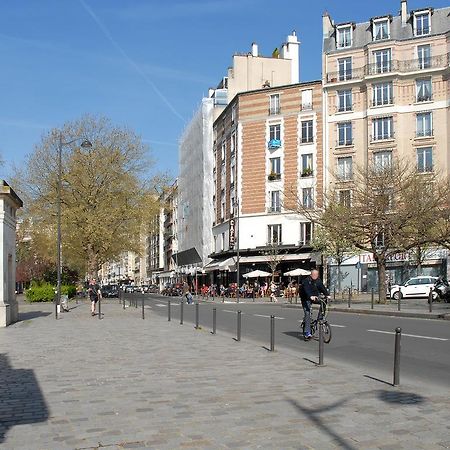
[0,299,449,449]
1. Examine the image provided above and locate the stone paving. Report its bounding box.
[0,299,449,449]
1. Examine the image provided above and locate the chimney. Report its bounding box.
[401,0,408,26]
[283,31,300,84]
[251,42,258,57]
[322,11,334,39]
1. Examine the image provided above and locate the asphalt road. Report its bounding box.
[123,293,450,390]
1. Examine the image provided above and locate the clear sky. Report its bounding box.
[0,0,448,179]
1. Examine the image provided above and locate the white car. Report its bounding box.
[390,276,438,300]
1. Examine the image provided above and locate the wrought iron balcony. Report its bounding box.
[416,129,433,138]
[336,138,354,147]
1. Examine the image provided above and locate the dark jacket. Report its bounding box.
[300,276,329,302]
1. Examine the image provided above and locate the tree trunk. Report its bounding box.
[337,262,342,293]
[375,255,387,304]
[87,246,99,280]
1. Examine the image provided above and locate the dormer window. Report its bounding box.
[337,25,352,49]
[414,11,431,36]
[373,18,390,41]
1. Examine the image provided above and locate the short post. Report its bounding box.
[98,296,101,320]
[236,310,242,341]
[393,327,401,386]
[428,289,433,313]
[371,288,374,310]
[123,294,125,310]
[134,291,137,308]
[333,288,336,301]
[212,307,217,335]
[318,319,324,366]
[270,315,275,352]
[128,293,131,307]
[397,291,401,311]
[348,287,351,308]
[195,301,199,329]
[55,296,58,320]
[180,299,184,325]
[168,299,171,322]
[142,296,145,319]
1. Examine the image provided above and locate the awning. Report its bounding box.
[203,257,236,272]
[239,253,313,264]
[172,248,202,266]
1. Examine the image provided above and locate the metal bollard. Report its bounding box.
[135,292,137,308]
[195,302,199,329]
[393,327,401,386]
[55,297,58,320]
[348,287,351,308]
[270,315,275,352]
[168,299,171,322]
[428,290,433,313]
[123,294,125,310]
[333,288,336,301]
[142,296,145,319]
[212,307,217,335]
[318,319,324,366]
[236,310,242,341]
[98,297,101,320]
[397,292,401,311]
[371,288,374,310]
[180,299,184,325]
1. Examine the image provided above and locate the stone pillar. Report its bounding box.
[0,181,23,327]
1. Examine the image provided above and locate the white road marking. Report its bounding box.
[332,324,347,328]
[253,314,285,320]
[222,309,239,314]
[367,329,448,341]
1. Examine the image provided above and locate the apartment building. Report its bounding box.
[177,32,300,277]
[208,81,323,284]
[322,0,450,289]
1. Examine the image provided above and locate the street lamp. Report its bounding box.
[55,133,92,319]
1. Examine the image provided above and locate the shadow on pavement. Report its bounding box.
[283,331,303,340]
[287,397,357,450]
[18,311,51,322]
[0,354,49,443]
[377,390,425,405]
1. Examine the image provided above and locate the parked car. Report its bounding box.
[148,285,159,294]
[124,285,134,294]
[101,284,119,298]
[139,285,150,293]
[390,276,439,300]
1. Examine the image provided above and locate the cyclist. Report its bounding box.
[300,269,329,341]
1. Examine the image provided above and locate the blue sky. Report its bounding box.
[0,0,448,179]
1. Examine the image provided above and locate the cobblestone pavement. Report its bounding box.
[0,300,449,449]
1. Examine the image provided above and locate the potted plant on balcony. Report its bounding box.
[268,171,280,181]
[301,167,313,177]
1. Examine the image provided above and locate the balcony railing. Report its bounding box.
[267,206,281,213]
[416,94,433,103]
[300,169,314,178]
[268,139,282,149]
[301,102,313,111]
[372,98,394,107]
[336,138,354,147]
[370,132,395,142]
[416,129,433,138]
[269,107,281,116]
[300,136,314,144]
[326,53,450,83]
[268,173,281,181]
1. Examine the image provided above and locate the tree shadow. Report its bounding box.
[18,311,52,322]
[283,331,303,341]
[0,354,49,443]
[376,390,425,405]
[287,397,357,450]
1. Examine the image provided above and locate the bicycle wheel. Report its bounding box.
[322,321,332,344]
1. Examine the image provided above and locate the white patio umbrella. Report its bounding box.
[243,270,271,279]
[283,268,311,277]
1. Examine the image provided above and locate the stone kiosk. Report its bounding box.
[0,181,23,327]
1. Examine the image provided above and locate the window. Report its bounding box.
[269,124,281,141]
[337,90,352,112]
[373,19,389,41]
[220,189,225,220]
[300,222,313,246]
[372,49,392,73]
[301,120,314,143]
[415,11,431,36]
[302,187,313,209]
[301,89,313,110]
[269,94,280,115]
[374,232,385,248]
[231,104,236,123]
[373,82,393,106]
[417,147,433,173]
[337,25,352,48]
[270,191,281,212]
[338,190,351,208]
[230,158,236,185]
[338,57,352,81]
[416,79,432,102]
[416,112,432,137]
[337,157,353,180]
[268,224,282,245]
[301,154,313,177]
[269,157,281,177]
[221,142,226,163]
[231,132,236,154]
[418,44,431,69]
[372,117,393,140]
[221,232,226,251]
[337,122,352,146]
[373,150,392,170]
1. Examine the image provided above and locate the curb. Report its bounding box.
[283,303,450,320]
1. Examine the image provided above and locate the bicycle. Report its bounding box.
[300,294,332,343]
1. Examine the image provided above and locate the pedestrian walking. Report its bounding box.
[270,281,278,303]
[88,279,102,317]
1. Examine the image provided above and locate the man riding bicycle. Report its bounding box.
[300,269,330,341]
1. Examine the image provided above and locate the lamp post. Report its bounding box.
[55,133,92,319]
[235,199,240,303]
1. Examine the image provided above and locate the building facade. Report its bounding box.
[209,80,323,284]
[322,0,450,289]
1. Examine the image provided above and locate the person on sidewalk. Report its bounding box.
[270,281,278,303]
[88,279,101,317]
[300,269,329,341]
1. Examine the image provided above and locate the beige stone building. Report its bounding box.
[322,0,450,289]
[322,0,450,203]
[208,81,323,284]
